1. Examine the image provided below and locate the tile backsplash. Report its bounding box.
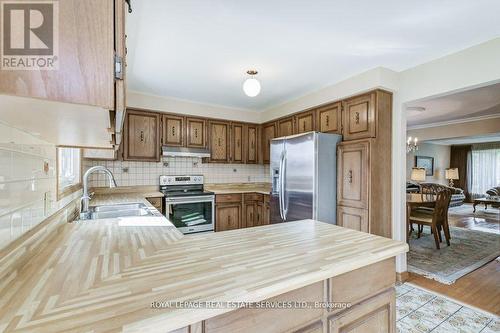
[84,157,270,187]
[0,121,80,250]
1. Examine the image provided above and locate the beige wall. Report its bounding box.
[406,143,450,185]
[128,91,262,123]
[0,121,81,251]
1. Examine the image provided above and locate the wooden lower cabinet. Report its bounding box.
[216,204,241,231]
[172,259,397,333]
[337,206,369,233]
[328,289,395,333]
[204,282,324,333]
[146,197,163,214]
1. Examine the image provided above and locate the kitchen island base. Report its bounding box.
[170,258,396,333]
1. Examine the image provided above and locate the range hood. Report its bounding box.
[162,146,211,158]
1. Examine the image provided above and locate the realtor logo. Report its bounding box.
[1,0,58,70]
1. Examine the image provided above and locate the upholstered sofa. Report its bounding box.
[406,182,465,207]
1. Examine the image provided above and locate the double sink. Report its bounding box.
[83,203,157,220]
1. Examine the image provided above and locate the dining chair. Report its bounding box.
[409,190,451,249]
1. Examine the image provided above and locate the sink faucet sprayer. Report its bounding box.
[80,166,117,220]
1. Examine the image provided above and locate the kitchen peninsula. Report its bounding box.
[0,196,407,333]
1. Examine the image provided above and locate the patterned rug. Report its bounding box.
[407,227,500,284]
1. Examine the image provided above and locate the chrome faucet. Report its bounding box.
[80,166,117,219]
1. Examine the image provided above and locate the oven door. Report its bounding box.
[164,195,215,234]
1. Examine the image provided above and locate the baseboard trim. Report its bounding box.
[396,271,410,283]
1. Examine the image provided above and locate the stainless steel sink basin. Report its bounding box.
[92,203,146,212]
[83,203,155,220]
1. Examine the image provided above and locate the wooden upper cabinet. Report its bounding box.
[262,122,277,164]
[231,123,244,163]
[278,117,295,137]
[337,141,369,209]
[246,125,258,164]
[162,115,184,146]
[0,0,126,110]
[295,111,315,134]
[124,110,160,161]
[342,93,376,140]
[317,102,341,134]
[209,121,230,162]
[186,117,207,148]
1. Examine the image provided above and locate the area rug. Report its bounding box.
[407,226,500,285]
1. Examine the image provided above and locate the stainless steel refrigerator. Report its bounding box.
[270,132,341,224]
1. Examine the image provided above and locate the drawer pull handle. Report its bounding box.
[347,170,353,184]
[303,122,306,132]
[195,128,198,138]
[326,115,329,127]
[218,138,221,146]
[140,131,144,142]
[172,127,175,136]
[355,112,360,124]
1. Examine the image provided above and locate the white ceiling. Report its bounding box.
[406,83,500,126]
[425,133,500,145]
[126,0,500,111]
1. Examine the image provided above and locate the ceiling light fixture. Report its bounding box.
[243,70,261,97]
[406,106,426,112]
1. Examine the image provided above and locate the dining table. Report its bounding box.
[406,193,436,242]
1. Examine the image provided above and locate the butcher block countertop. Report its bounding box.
[205,182,271,195]
[0,216,407,332]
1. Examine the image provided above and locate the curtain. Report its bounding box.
[470,143,500,198]
[450,145,472,201]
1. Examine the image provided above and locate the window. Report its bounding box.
[57,147,82,199]
[471,145,500,197]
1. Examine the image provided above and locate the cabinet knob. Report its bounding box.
[195,128,198,138]
[172,127,175,136]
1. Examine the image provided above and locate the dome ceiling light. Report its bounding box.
[243,70,261,97]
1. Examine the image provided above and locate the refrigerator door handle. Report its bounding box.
[278,151,285,220]
[282,151,288,220]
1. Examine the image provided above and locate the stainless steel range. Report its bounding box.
[160,175,215,234]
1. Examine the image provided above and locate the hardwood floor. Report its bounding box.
[408,203,500,315]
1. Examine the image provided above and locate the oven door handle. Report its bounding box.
[165,195,215,204]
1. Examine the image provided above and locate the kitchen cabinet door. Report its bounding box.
[162,115,184,146]
[295,111,315,134]
[209,121,230,162]
[262,122,277,164]
[328,289,395,333]
[244,203,255,228]
[337,141,369,209]
[246,125,258,164]
[123,110,160,161]
[337,206,369,233]
[342,93,376,140]
[317,102,341,134]
[0,0,125,110]
[216,204,241,231]
[263,195,270,225]
[278,117,295,137]
[255,202,264,226]
[231,123,244,163]
[186,117,207,148]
